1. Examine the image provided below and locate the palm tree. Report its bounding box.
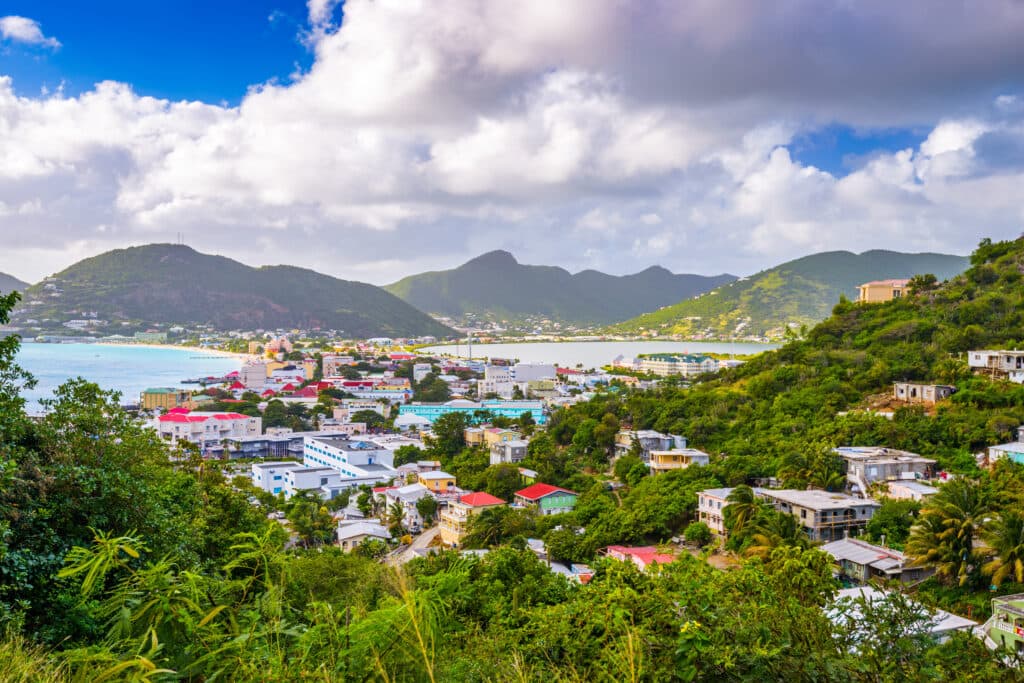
[744,510,809,559]
[982,511,1024,587]
[906,478,989,586]
[386,500,407,536]
[723,485,761,538]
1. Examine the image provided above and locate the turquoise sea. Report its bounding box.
[14,343,241,412]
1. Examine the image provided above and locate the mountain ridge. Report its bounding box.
[610,249,970,338]
[12,244,454,339]
[0,272,28,293]
[385,250,736,325]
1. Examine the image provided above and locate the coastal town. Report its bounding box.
[24,274,999,663]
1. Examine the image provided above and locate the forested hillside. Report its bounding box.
[0,272,27,293]
[612,249,968,338]
[385,250,735,325]
[12,244,453,338]
[2,238,1024,680]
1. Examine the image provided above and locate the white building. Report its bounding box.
[240,362,267,389]
[968,350,1024,382]
[835,447,936,496]
[302,435,397,485]
[251,461,303,495]
[383,483,434,529]
[154,410,262,451]
[336,520,390,552]
[413,363,433,383]
[511,363,557,382]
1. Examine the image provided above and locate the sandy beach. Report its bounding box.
[92,341,257,363]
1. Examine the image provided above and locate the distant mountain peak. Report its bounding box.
[463,250,519,268]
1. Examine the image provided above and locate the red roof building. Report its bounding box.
[228,381,246,390]
[514,483,578,515]
[604,545,676,571]
[458,492,506,507]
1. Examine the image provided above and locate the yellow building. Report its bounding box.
[857,279,910,303]
[648,449,710,475]
[484,428,520,446]
[464,427,485,445]
[439,492,506,546]
[247,341,262,355]
[141,387,191,411]
[418,470,457,493]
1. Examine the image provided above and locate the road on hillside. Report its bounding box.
[388,526,440,565]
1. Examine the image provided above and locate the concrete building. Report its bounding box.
[820,537,932,584]
[490,439,529,465]
[636,354,718,378]
[417,470,457,494]
[240,362,267,390]
[322,354,356,378]
[510,363,556,382]
[483,427,520,446]
[758,489,879,542]
[140,387,191,412]
[302,435,396,485]
[153,410,261,451]
[835,446,936,496]
[697,488,736,535]
[399,399,546,424]
[439,492,506,547]
[251,461,303,495]
[987,593,1024,655]
[987,427,1024,465]
[857,279,910,303]
[383,483,434,528]
[613,430,687,461]
[283,466,342,497]
[648,448,710,474]
[412,363,432,383]
[968,350,1024,382]
[892,382,954,404]
[885,480,939,501]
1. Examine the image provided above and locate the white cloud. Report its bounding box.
[0,15,60,49]
[2,1,1024,284]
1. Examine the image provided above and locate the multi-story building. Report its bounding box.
[140,387,191,411]
[510,363,556,382]
[399,399,546,424]
[483,427,520,447]
[322,354,356,378]
[987,594,1024,655]
[637,354,718,378]
[857,279,910,303]
[697,487,765,535]
[251,461,303,495]
[240,362,267,389]
[412,363,432,382]
[514,483,577,515]
[758,489,879,542]
[892,382,955,405]
[153,410,262,450]
[302,435,396,484]
[490,439,529,465]
[835,446,936,496]
[382,483,434,528]
[613,430,687,461]
[439,492,506,547]
[968,350,1024,382]
[648,448,710,474]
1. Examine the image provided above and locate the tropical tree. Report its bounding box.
[386,500,407,536]
[906,478,990,586]
[723,485,762,540]
[286,490,336,547]
[981,510,1024,587]
[743,510,809,560]
[416,496,438,526]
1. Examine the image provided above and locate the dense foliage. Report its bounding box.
[611,249,967,337]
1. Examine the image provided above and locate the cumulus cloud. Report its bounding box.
[0,15,60,49]
[2,0,1024,284]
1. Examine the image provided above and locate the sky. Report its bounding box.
[2,1,1024,285]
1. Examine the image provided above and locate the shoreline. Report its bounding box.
[24,340,257,363]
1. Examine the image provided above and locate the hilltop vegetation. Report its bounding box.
[611,249,968,338]
[0,272,26,293]
[386,250,735,326]
[13,244,453,338]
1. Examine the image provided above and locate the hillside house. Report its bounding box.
[987,594,1024,655]
[892,382,955,405]
[968,350,1024,382]
[439,492,506,547]
[820,537,932,584]
[613,430,687,462]
[759,489,879,542]
[603,546,676,572]
[648,448,710,474]
[490,439,529,465]
[514,483,578,515]
[835,446,935,496]
[857,279,909,303]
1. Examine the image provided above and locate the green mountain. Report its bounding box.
[611,249,969,338]
[13,244,453,338]
[385,250,735,325]
[0,273,27,293]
